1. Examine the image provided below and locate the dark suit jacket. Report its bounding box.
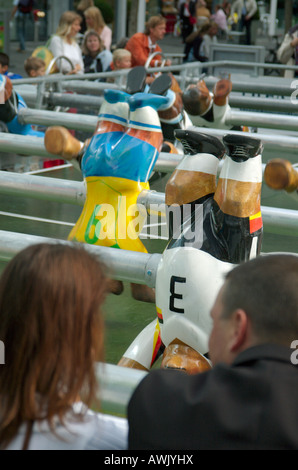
[128,344,298,449]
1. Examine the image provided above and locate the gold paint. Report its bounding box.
[166,170,216,205]
[214,179,262,217]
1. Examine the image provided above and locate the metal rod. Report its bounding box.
[138,190,298,237]
[17,108,97,132]
[0,171,297,237]
[0,171,86,205]
[17,104,298,134]
[0,231,161,287]
[226,109,298,132]
[96,362,146,417]
[3,128,298,174]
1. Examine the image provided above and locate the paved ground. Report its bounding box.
[8,33,185,78]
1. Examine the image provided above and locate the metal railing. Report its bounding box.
[0,172,297,238]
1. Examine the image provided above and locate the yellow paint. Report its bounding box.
[68,176,149,253]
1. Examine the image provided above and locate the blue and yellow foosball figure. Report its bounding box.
[44,72,170,302]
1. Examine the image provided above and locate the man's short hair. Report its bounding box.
[222,254,298,345]
[144,15,166,35]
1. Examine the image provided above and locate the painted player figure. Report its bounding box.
[118,129,264,372]
[44,70,171,302]
[182,76,241,131]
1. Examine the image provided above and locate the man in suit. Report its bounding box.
[128,253,298,449]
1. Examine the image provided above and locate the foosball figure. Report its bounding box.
[44,78,170,302]
[182,77,237,131]
[0,74,44,137]
[264,158,298,202]
[118,130,264,372]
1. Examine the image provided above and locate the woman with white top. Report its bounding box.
[0,243,128,450]
[48,11,84,75]
[84,6,112,51]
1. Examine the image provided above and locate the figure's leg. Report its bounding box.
[118,319,163,370]
[149,74,185,143]
[44,89,130,163]
[165,129,226,246]
[213,134,263,262]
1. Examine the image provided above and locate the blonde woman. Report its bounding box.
[76,0,94,34]
[84,6,112,50]
[48,11,84,75]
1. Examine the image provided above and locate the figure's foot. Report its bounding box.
[174,129,226,158]
[44,126,83,160]
[148,73,172,96]
[126,66,147,94]
[104,89,130,103]
[107,279,124,295]
[264,158,298,192]
[128,92,170,112]
[223,134,263,162]
[161,340,211,374]
[213,78,232,106]
[131,283,155,303]
[182,79,212,116]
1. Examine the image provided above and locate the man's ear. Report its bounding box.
[229,309,249,353]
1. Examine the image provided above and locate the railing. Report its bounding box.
[0,172,297,238]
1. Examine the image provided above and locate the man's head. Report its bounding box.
[208,254,298,365]
[145,15,167,43]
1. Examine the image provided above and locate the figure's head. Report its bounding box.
[208,254,298,365]
[82,29,103,55]
[0,243,108,448]
[145,15,167,42]
[112,48,132,70]
[24,57,46,77]
[56,11,82,39]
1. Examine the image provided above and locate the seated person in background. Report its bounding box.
[128,253,298,450]
[0,242,128,450]
[111,48,132,71]
[24,57,46,77]
[277,23,298,78]
[185,21,218,62]
[0,52,23,79]
[211,4,228,36]
[48,11,84,75]
[82,29,113,73]
[106,48,132,86]
[196,0,211,28]
[84,6,112,51]
[125,15,172,69]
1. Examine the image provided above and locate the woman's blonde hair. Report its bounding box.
[76,0,94,11]
[55,11,82,41]
[84,6,106,33]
